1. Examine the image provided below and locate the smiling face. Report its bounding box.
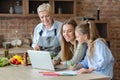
[75,30,88,44]
[38,11,52,28]
[62,24,75,43]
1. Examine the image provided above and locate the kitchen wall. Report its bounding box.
[0,18,39,41]
[77,1,120,80]
[0,0,120,80]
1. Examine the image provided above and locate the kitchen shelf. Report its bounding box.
[0,0,25,17]
[0,0,76,17]
[27,0,49,14]
[54,1,75,15]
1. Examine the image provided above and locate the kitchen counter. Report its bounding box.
[0,65,110,80]
[0,47,32,56]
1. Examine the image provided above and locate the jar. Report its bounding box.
[9,7,14,14]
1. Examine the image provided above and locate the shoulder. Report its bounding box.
[77,42,88,49]
[94,38,107,48]
[78,42,87,47]
[33,23,44,36]
[54,20,63,24]
[34,23,43,30]
[95,38,106,44]
[53,20,62,28]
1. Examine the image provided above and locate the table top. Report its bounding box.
[0,65,110,80]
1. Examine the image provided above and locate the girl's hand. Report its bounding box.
[77,67,94,74]
[53,60,59,66]
[77,68,89,74]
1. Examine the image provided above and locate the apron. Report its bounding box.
[38,29,61,57]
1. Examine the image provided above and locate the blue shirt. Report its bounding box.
[79,38,114,79]
[32,20,62,48]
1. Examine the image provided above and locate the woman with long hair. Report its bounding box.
[53,18,87,67]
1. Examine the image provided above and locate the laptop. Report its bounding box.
[27,50,67,71]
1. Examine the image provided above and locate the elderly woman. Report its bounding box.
[32,3,62,56]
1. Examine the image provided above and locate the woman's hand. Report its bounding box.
[69,65,75,70]
[34,45,40,50]
[70,64,82,71]
[53,60,60,66]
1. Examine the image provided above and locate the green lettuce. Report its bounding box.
[0,57,10,67]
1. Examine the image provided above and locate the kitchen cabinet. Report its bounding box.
[0,0,76,17]
[0,0,26,17]
[53,0,76,17]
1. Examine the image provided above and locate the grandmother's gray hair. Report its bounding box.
[37,3,51,13]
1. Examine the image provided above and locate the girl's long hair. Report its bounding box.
[61,18,77,61]
[76,21,100,58]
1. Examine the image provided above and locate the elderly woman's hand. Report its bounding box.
[34,45,40,51]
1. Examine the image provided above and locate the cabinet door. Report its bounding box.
[26,0,50,17]
[0,0,25,17]
[53,0,76,17]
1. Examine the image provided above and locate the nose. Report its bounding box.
[63,32,69,37]
[43,16,47,21]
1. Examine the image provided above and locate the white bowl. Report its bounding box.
[11,39,22,47]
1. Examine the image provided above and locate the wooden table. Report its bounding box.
[0,65,110,80]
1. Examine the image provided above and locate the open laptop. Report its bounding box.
[27,50,67,71]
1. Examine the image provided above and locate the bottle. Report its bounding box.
[9,6,14,14]
[4,44,9,58]
[58,7,62,14]
[50,52,54,59]
[97,7,100,20]
[24,52,28,66]
[15,1,22,14]
[23,52,31,66]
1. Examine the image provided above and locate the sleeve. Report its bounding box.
[53,51,61,63]
[31,26,40,49]
[79,54,89,69]
[56,21,62,44]
[71,43,87,64]
[93,40,114,70]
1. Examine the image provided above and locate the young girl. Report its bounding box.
[72,21,114,79]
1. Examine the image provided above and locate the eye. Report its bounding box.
[40,16,44,19]
[63,30,66,34]
[45,15,50,18]
[68,30,73,32]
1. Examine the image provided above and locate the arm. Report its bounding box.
[67,43,87,65]
[70,53,88,70]
[91,39,114,71]
[32,25,41,50]
[53,51,61,66]
[72,43,87,64]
